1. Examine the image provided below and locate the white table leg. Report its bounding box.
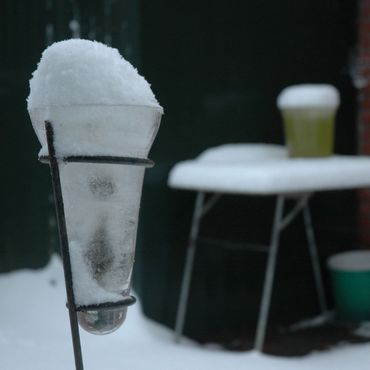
[303,203,329,313]
[255,195,285,351]
[174,192,205,342]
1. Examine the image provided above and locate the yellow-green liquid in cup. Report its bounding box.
[281,107,336,158]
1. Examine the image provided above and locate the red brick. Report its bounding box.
[359,96,370,110]
[356,0,370,247]
[357,229,370,242]
[358,124,370,135]
[358,111,370,124]
[359,199,370,207]
[359,87,370,97]
[357,233,370,247]
[358,189,370,201]
[358,0,370,16]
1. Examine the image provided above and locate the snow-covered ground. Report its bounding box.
[1,256,370,370]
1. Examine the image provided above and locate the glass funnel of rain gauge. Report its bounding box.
[28,104,162,334]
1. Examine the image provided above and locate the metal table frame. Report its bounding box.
[174,191,329,351]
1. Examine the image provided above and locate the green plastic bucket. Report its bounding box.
[328,250,370,322]
[277,84,340,158]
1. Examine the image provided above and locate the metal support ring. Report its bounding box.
[75,296,137,312]
[39,155,154,167]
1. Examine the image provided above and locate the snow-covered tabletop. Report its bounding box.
[168,144,370,195]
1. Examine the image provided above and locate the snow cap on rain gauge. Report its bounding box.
[27,39,163,337]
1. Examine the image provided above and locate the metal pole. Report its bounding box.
[255,195,285,351]
[303,202,329,314]
[174,192,205,342]
[45,121,84,370]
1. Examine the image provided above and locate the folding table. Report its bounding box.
[168,143,370,351]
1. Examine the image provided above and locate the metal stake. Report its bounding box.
[45,121,84,370]
[42,120,153,369]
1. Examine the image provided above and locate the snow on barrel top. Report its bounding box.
[277,84,340,109]
[27,39,162,111]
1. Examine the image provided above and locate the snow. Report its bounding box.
[288,312,335,332]
[277,84,340,109]
[355,323,370,339]
[1,256,370,370]
[27,39,163,158]
[198,143,287,164]
[328,250,370,272]
[27,39,161,110]
[30,105,162,157]
[168,144,370,195]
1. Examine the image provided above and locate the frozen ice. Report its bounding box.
[26,40,162,312]
[168,144,370,194]
[62,163,145,307]
[27,39,162,110]
[57,145,151,310]
[277,84,340,109]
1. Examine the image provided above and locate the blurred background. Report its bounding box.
[1,0,369,348]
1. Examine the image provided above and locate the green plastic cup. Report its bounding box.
[328,250,370,322]
[277,84,340,158]
[281,107,336,157]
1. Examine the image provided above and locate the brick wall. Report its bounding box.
[357,0,370,247]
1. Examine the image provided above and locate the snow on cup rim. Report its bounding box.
[328,250,370,272]
[27,39,163,157]
[27,39,163,112]
[277,84,340,110]
[28,104,162,158]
